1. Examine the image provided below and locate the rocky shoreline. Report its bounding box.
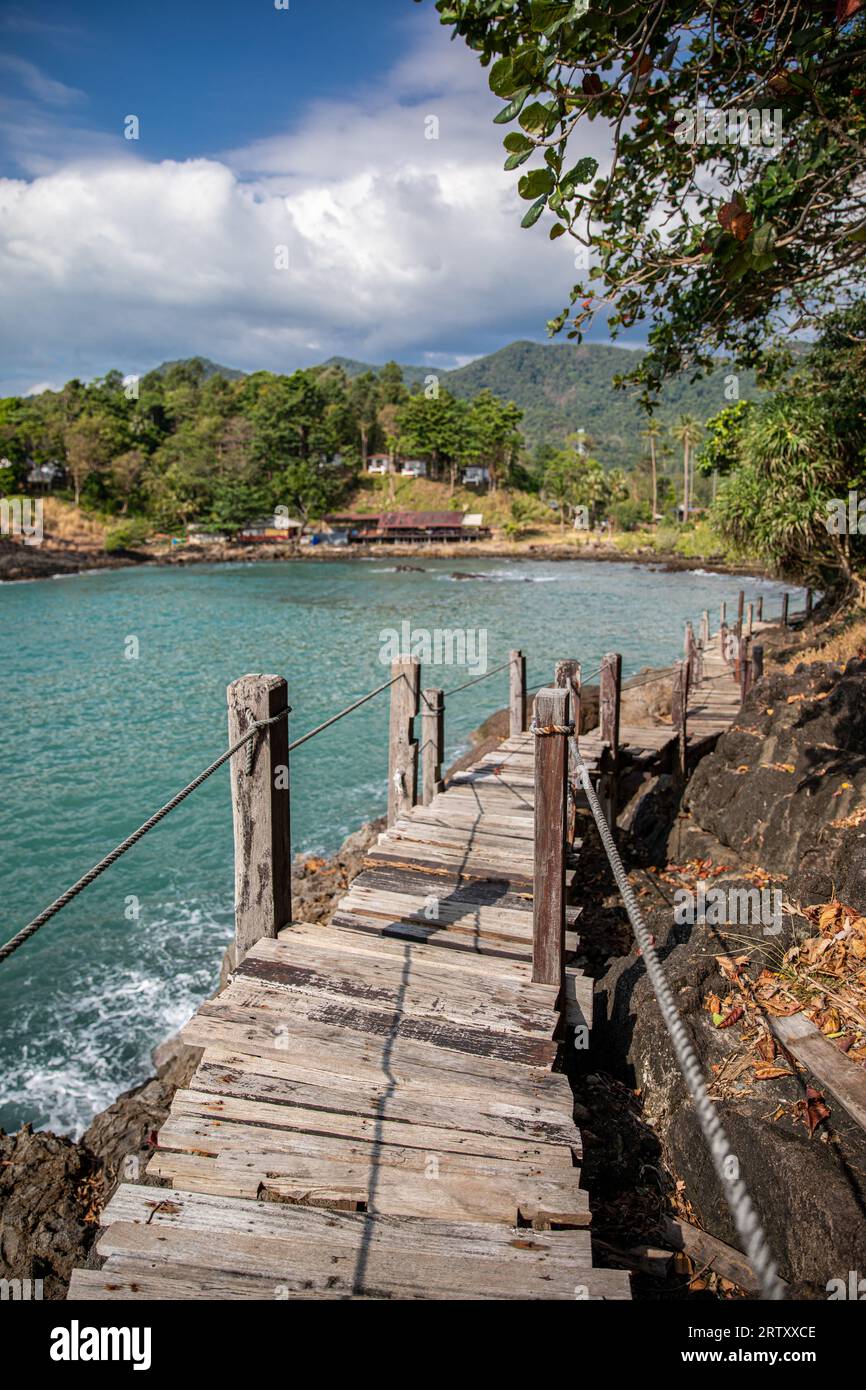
[0,531,770,584]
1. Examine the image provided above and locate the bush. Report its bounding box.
[609,499,651,532]
[105,518,152,552]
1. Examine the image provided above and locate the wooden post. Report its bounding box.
[388,658,420,825]
[684,620,695,684]
[781,592,789,628]
[736,589,745,636]
[756,595,764,622]
[700,609,710,647]
[532,687,568,988]
[671,659,690,781]
[752,643,764,684]
[720,620,729,665]
[509,648,526,738]
[720,600,727,628]
[740,635,752,699]
[733,630,742,686]
[555,659,581,844]
[599,651,622,826]
[806,587,813,622]
[420,687,444,806]
[746,601,754,638]
[227,674,292,965]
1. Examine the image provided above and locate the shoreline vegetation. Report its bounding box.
[5,599,866,1297]
[0,497,769,583]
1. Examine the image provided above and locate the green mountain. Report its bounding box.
[318,355,430,390]
[151,356,246,382]
[319,340,763,467]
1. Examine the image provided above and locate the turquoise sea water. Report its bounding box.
[0,556,791,1135]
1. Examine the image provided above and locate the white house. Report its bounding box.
[462,465,490,488]
[400,458,427,478]
[367,453,391,474]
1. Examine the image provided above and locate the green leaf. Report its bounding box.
[504,132,533,153]
[519,167,556,200]
[563,156,599,186]
[493,89,531,124]
[504,149,533,170]
[489,56,517,98]
[521,196,548,228]
[519,101,557,134]
[549,222,567,240]
[751,223,777,258]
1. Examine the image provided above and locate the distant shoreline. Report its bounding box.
[0,535,772,584]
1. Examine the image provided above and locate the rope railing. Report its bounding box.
[0,673,402,967]
[566,731,785,1302]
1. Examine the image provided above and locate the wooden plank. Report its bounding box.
[189,1047,580,1148]
[332,908,579,962]
[770,1012,866,1134]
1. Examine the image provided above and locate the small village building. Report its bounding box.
[399,458,427,478]
[461,465,490,488]
[235,513,304,543]
[26,461,65,490]
[323,510,490,544]
[366,454,391,474]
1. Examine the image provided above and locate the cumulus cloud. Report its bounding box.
[0,25,613,395]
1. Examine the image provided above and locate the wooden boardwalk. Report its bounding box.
[69,623,756,1302]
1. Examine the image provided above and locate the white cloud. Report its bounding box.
[0,26,613,395]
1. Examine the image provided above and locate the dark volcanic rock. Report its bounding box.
[0,1126,101,1300]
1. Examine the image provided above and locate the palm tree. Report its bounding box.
[670,415,702,522]
[640,419,662,520]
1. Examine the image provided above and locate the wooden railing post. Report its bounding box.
[509,648,527,737]
[555,659,581,844]
[671,659,690,781]
[720,619,729,666]
[740,635,753,699]
[599,651,622,826]
[806,587,813,622]
[736,589,745,636]
[532,687,568,988]
[781,592,789,628]
[684,620,695,684]
[756,595,764,622]
[420,687,444,806]
[700,609,710,647]
[746,601,754,638]
[733,629,742,686]
[752,642,764,684]
[388,658,420,825]
[227,674,292,966]
[720,600,727,629]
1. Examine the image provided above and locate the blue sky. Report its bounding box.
[0,0,621,395]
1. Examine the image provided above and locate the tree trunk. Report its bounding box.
[650,440,657,520]
[682,443,690,522]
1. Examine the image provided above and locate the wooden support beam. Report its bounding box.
[720,600,727,628]
[781,592,789,628]
[420,687,444,807]
[752,643,764,684]
[555,659,581,845]
[509,649,526,738]
[388,658,420,826]
[684,620,695,686]
[599,652,622,827]
[756,594,763,622]
[671,659,690,780]
[740,635,752,699]
[532,687,568,989]
[227,674,292,966]
[736,589,745,636]
[700,610,710,647]
[746,601,754,638]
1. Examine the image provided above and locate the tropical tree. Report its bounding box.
[670,416,702,521]
[429,1,866,401]
[640,419,662,520]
